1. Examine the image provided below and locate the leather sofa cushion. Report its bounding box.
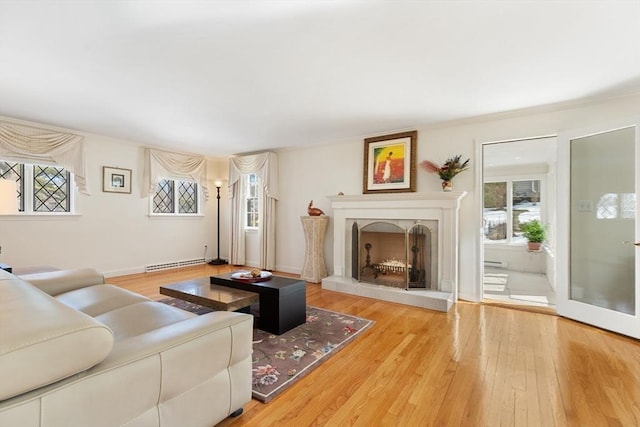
[55,284,149,317]
[95,301,196,341]
[0,277,114,401]
[19,268,106,296]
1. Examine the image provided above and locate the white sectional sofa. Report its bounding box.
[0,268,253,427]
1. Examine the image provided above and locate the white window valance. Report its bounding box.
[228,151,279,199]
[0,119,89,194]
[143,148,209,199]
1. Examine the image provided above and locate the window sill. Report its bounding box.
[148,214,204,218]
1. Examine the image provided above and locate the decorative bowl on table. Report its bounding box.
[231,270,273,283]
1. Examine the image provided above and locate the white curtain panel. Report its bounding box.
[228,152,279,269]
[229,174,247,266]
[143,148,209,199]
[0,120,89,194]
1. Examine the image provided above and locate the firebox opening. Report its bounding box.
[351,220,435,291]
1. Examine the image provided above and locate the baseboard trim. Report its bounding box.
[103,266,145,278]
[276,265,302,275]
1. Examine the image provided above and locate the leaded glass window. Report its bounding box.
[152,178,200,215]
[178,181,197,214]
[33,165,70,212]
[0,161,72,213]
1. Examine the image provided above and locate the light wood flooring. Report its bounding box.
[108,264,640,427]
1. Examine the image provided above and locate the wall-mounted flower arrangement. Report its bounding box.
[420,155,470,191]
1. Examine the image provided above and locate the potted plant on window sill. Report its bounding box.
[520,219,545,251]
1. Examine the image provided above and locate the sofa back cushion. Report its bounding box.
[18,268,105,296]
[0,276,114,401]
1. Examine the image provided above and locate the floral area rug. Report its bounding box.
[158,298,374,403]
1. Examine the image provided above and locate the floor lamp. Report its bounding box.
[209,180,228,265]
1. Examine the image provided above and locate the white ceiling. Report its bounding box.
[1,1,639,156]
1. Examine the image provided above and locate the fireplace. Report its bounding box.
[322,192,466,312]
[351,219,438,290]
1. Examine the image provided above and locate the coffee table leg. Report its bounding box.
[257,284,306,335]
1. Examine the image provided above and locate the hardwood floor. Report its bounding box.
[108,264,640,427]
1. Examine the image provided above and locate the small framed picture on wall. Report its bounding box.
[103,166,132,194]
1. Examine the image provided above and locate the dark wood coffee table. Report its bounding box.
[160,277,259,312]
[210,273,306,335]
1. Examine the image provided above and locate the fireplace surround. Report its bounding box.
[322,192,466,312]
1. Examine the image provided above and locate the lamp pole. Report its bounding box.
[209,181,228,265]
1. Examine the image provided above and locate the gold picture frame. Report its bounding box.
[363,130,417,194]
[102,166,132,194]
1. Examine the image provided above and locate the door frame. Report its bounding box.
[556,121,640,339]
[475,134,557,306]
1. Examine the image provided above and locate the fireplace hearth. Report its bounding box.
[322,192,466,312]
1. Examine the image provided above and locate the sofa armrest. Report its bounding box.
[0,307,252,427]
[97,310,253,420]
[0,278,114,401]
[18,268,105,296]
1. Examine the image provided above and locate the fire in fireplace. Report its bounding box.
[350,219,437,290]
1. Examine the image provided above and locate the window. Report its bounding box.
[152,179,199,214]
[0,161,72,213]
[246,173,259,228]
[484,178,542,244]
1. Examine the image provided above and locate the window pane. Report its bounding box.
[33,165,70,212]
[178,181,197,214]
[249,174,258,197]
[512,180,541,243]
[1,162,24,211]
[153,179,174,213]
[245,174,259,228]
[246,199,258,227]
[483,182,507,242]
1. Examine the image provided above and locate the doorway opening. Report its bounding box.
[481,136,557,310]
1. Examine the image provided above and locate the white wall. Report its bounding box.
[484,245,547,273]
[275,139,363,274]
[0,129,229,277]
[2,93,637,293]
[274,93,640,301]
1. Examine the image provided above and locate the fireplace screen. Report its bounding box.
[351,221,434,290]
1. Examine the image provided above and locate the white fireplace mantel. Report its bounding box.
[322,191,466,312]
[327,191,466,208]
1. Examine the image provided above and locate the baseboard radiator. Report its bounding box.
[146,258,206,273]
[484,260,507,269]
